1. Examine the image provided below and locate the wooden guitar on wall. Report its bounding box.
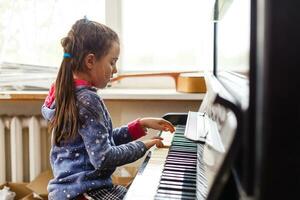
[110,71,206,93]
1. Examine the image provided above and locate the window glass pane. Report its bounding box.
[0,0,105,68]
[122,0,213,72]
[217,0,250,74]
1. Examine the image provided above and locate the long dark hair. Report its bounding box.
[50,18,119,145]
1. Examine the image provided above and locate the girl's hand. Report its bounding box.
[139,118,175,133]
[143,136,164,149]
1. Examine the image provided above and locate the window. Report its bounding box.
[0,0,213,71]
[217,0,250,74]
[0,0,214,90]
[0,0,105,68]
[121,0,213,72]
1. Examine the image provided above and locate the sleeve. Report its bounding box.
[77,96,147,170]
[112,119,146,145]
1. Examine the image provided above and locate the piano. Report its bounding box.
[125,72,241,200]
[126,0,300,198]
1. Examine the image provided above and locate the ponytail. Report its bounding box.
[50,58,78,145]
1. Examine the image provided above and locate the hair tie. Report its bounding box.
[64,53,72,58]
[84,15,89,22]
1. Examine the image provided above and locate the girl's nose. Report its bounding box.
[112,65,117,74]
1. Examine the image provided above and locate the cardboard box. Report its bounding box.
[0,183,32,199]
[26,170,53,199]
[0,170,53,200]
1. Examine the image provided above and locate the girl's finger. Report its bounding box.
[152,136,163,140]
[155,139,164,148]
[160,120,175,132]
[163,124,175,132]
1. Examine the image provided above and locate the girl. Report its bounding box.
[41,18,175,200]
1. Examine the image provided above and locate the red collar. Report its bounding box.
[44,79,92,108]
[74,79,92,87]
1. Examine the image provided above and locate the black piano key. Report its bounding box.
[159,180,197,188]
[172,137,191,142]
[168,152,197,158]
[166,159,197,166]
[171,145,197,150]
[170,148,197,153]
[165,160,197,166]
[163,166,197,174]
[167,154,197,161]
[172,141,197,147]
[175,127,185,132]
[156,189,196,198]
[169,152,196,156]
[164,163,196,170]
[162,171,197,179]
[172,141,195,145]
[167,157,197,163]
[171,144,197,149]
[162,173,197,182]
[159,183,196,193]
[161,175,196,184]
[155,193,196,200]
[164,166,197,174]
[166,156,197,162]
[162,169,196,177]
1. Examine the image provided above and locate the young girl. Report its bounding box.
[41,18,175,200]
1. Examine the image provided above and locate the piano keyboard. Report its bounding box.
[155,125,199,200]
[124,131,174,200]
[125,125,208,200]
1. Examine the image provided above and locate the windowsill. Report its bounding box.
[0,88,205,101]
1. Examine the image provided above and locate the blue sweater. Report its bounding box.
[41,86,147,200]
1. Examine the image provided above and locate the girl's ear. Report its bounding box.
[84,53,96,70]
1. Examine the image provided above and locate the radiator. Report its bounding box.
[0,116,50,183]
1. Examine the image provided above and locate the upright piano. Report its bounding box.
[126,0,300,198]
[125,72,244,200]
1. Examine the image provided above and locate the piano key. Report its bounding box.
[164,164,196,170]
[160,130,175,147]
[155,193,196,200]
[158,183,196,193]
[156,189,196,198]
[165,160,197,166]
[159,180,197,188]
[167,158,197,164]
[163,166,197,174]
[168,151,197,158]
[170,147,197,153]
[162,171,197,179]
[160,175,196,183]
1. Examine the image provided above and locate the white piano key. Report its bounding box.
[125,148,169,200]
[160,130,174,147]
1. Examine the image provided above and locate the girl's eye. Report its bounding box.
[111,59,118,66]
